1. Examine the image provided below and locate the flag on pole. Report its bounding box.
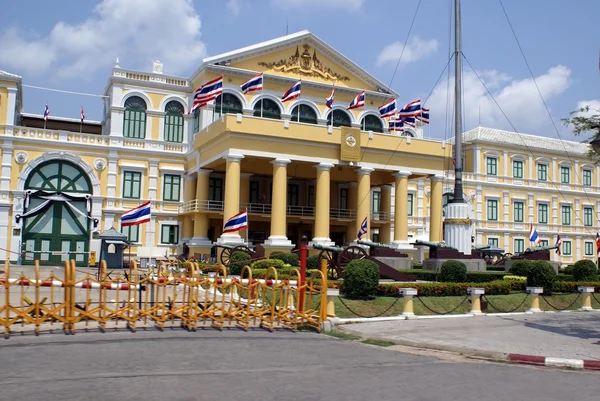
[357,216,368,240]
[223,209,248,233]
[241,73,263,94]
[555,234,562,256]
[120,201,151,227]
[397,99,421,118]
[347,91,365,110]
[190,76,223,113]
[595,232,600,254]
[388,118,405,132]
[417,107,430,124]
[282,80,301,102]
[378,98,396,118]
[325,85,335,109]
[529,223,541,245]
[43,104,50,121]
[80,107,85,123]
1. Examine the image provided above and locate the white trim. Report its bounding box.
[287,99,321,120]
[118,162,147,171]
[249,93,284,114]
[324,106,355,124]
[121,91,152,109]
[159,96,188,113]
[159,165,185,173]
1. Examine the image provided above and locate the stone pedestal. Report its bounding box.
[373,256,413,270]
[444,202,472,255]
[423,258,486,272]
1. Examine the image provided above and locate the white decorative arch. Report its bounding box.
[483,150,501,158]
[249,93,284,114]
[510,153,527,161]
[287,99,321,120]
[324,105,355,124]
[217,89,248,110]
[121,91,152,110]
[356,110,385,128]
[558,160,572,167]
[535,157,551,165]
[159,95,188,113]
[581,163,595,170]
[18,152,101,197]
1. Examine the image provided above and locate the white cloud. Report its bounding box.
[376,36,439,67]
[0,0,207,79]
[575,100,600,118]
[227,0,241,16]
[272,0,363,11]
[426,65,572,134]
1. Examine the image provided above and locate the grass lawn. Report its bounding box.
[333,292,600,319]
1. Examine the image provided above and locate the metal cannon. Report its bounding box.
[411,239,474,259]
[510,245,559,261]
[356,240,409,257]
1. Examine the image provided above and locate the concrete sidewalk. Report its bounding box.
[337,311,600,368]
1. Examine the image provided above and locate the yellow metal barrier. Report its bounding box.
[0,259,326,337]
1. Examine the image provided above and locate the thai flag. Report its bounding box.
[596,232,600,254]
[241,73,263,94]
[388,119,405,132]
[357,216,368,240]
[347,91,365,110]
[120,201,151,227]
[223,209,248,233]
[417,107,430,124]
[190,76,223,113]
[379,98,396,118]
[80,107,85,123]
[555,234,562,256]
[399,116,416,127]
[325,85,335,109]
[43,104,50,121]
[282,80,301,102]
[529,223,541,245]
[398,99,421,118]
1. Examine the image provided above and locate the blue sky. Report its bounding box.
[1,0,598,140]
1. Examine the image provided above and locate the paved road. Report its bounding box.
[341,312,600,360]
[0,329,597,401]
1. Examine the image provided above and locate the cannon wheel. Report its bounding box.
[337,246,368,277]
[220,247,232,265]
[232,245,252,256]
[317,249,338,280]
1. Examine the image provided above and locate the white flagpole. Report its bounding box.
[261,78,264,118]
[246,208,249,246]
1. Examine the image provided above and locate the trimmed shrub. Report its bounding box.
[229,251,251,276]
[552,281,600,293]
[392,269,506,283]
[269,252,300,267]
[486,265,506,272]
[526,261,556,294]
[572,259,598,281]
[307,254,319,269]
[560,265,575,275]
[439,260,468,283]
[250,258,287,270]
[509,260,533,277]
[553,274,575,282]
[376,280,512,297]
[342,259,380,298]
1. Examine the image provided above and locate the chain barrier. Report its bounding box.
[593,292,600,305]
[482,294,529,313]
[337,296,401,318]
[541,292,581,311]
[416,295,469,315]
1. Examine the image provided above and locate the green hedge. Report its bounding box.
[375,280,512,297]
[439,260,468,283]
[486,266,506,271]
[395,269,506,283]
[551,281,600,293]
[250,258,287,270]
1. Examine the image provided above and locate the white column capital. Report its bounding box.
[224,154,244,163]
[315,162,334,171]
[271,158,291,167]
[394,170,412,179]
[430,174,445,182]
[356,167,374,175]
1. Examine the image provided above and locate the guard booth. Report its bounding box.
[98,227,129,269]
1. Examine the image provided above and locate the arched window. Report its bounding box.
[326,109,351,127]
[123,96,147,139]
[214,93,243,119]
[253,98,281,120]
[291,104,317,124]
[164,101,184,143]
[361,114,383,133]
[26,160,92,193]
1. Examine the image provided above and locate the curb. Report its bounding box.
[508,354,600,371]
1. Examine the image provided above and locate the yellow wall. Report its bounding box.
[0,86,8,125]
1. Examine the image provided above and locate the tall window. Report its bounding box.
[287,184,299,206]
[584,207,594,227]
[161,225,179,245]
[513,160,523,178]
[307,185,315,207]
[537,164,547,181]
[583,169,592,186]
[164,101,184,143]
[193,109,200,134]
[585,241,594,256]
[488,237,499,247]
[561,205,571,226]
[215,93,243,119]
[326,109,352,127]
[514,239,525,253]
[372,191,381,214]
[486,157,498,176]
[407,193,414,216]
[562,241,572,256]
[209,178,223,201]
[123,96,147,139]
[487,199,498,221]
[361,115,383,133]
[540,240,549,247]
[538,203,548,224]
[290,104,317,124]
[253,98,281,120]
[250,181,260,204]
[339,188,348,209]
[163,174,181,202]
[513,201,524,222]
[122,226,139,243]
[560,166,570,184]
[123,171,141,199]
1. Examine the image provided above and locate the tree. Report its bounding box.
[562,105,600,158]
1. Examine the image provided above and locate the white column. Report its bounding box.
[0,142,13,262]
[528,155,534,181]
[147,161,159,246]
[474,147,481,175]
[476,185,483,223]
[5,87,18,126]
[89,197,104,259]
[528,194,534,223]
[574,160,579,185]
[503,190,509,229]
[552,157,557,184]
[552,196,558,227]
[503,151,508,178]
[107,152,118,204]
[576,235,582,261]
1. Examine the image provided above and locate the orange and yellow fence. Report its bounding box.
[0,260,328,338]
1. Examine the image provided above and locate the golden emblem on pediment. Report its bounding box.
[258,44,350,82]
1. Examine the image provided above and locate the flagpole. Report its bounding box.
[246,208,249,246]
[261,78,264,118]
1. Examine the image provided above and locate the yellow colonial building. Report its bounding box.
[0,31,596,266]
